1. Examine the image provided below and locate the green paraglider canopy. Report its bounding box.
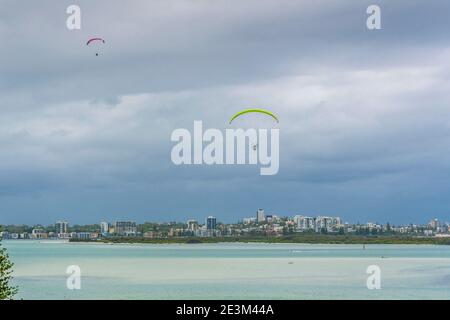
[229,109,279,124]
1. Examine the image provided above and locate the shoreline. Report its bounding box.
[67,235,450,246]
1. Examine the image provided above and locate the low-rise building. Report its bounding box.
[30,228,48,239]
[72,232,92,240]
[115,221,137,236]
[243,217,257,225]
[0,231,10,239]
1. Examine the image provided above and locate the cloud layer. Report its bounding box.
[1,0,450,224]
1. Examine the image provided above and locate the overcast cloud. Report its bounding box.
[1,0,450,225]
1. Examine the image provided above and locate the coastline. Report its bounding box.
[68,235,450,245]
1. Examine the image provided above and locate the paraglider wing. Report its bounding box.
[86,38,105,46]
[229,109,279,124]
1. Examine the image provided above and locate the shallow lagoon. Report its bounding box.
[3,240,450,299]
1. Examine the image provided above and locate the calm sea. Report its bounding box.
[2,240,450,299]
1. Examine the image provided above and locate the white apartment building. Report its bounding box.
[114,221,137,236]
[187,219,199,231]
[30,228,48,239]
[296,216,316,231]
[315,216,342,233]
[243,217,257,224]
[100,222,109,234]
[55,221,68,234]
[256,209,265,223]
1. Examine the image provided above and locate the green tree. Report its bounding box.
[0,242,18,300]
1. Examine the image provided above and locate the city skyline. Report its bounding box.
[2,207,449,226]
[2,213,449,242]
[1,211,447,230]
[1,200,450,227]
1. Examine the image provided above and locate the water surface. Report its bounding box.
[3,240,450,299]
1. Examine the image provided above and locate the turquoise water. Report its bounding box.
[2,240,450,299]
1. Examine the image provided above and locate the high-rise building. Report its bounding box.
[293,215,302,224]
[256,209,265,223]
[55,221,68,234]
[315,216,342,233]
[206,216,217,230]
[296,216,316,231]
[115,221,137,236]
[187,220,199,231]
[332,217,342,226]
[428,218,439,230]
[100,222,109,235]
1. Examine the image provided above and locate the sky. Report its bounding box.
[1,0,450,225]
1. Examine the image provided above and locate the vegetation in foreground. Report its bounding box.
[0,241,18,300]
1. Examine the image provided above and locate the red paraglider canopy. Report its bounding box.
[86,38,105,46]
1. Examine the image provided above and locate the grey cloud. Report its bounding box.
[1,1,450,224]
